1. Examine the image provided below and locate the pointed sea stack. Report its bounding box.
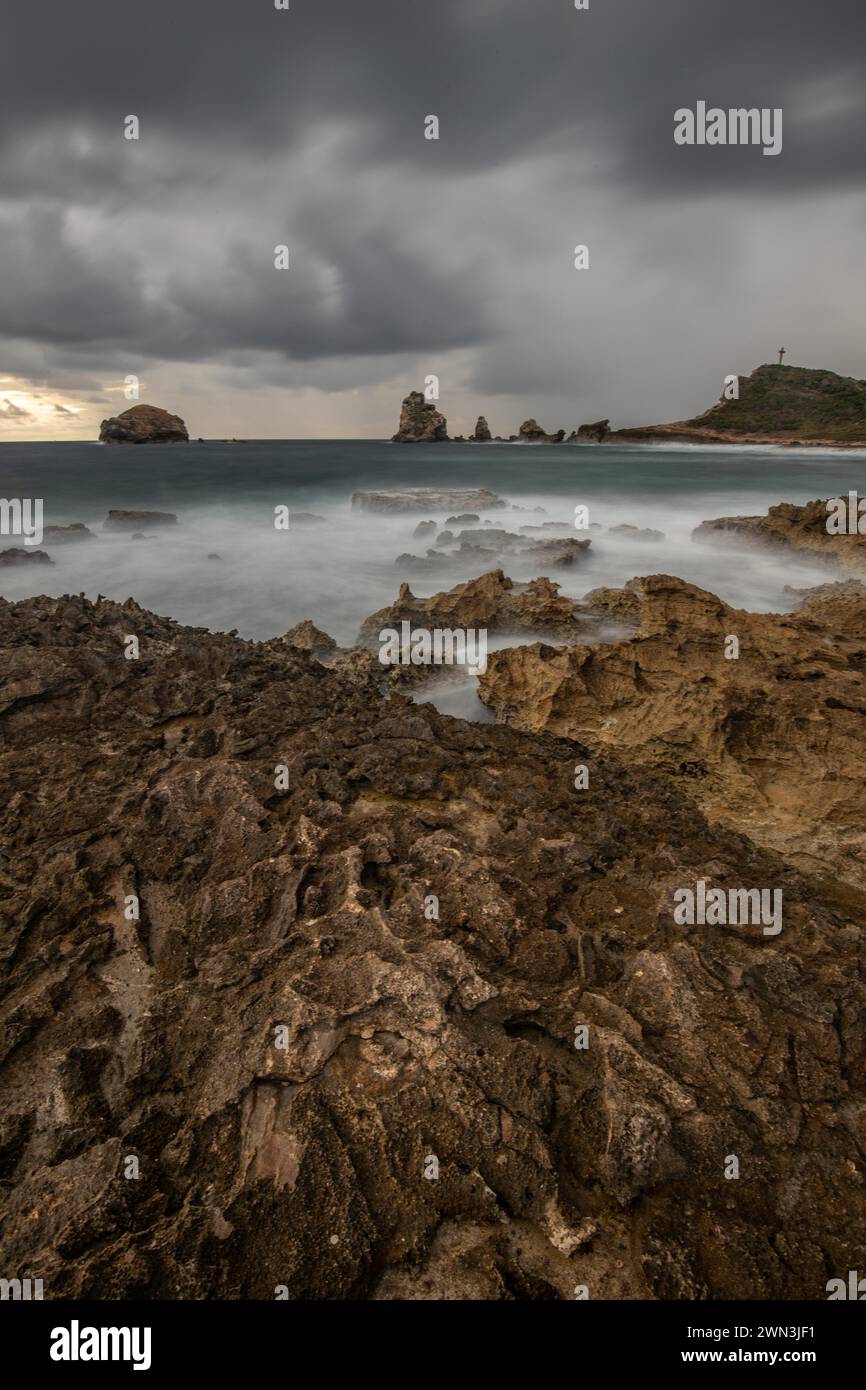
[391,391,449,442]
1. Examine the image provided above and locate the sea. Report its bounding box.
[1,438,863,717]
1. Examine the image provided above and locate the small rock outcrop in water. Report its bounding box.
[391,390,449,442]
[1,591,865,1299]
[413,520,437,538]
[571,419,610,443]
[0,547,53,566]
[358,568,582,642]
[351,487,504,514]
[608,524,666,542]
[470,415,492,442]
[104,510,178,530]
[518,419,565,444]
[42,523,96,544]
[99,404,189,444]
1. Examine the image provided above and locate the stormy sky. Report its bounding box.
[1,0,864,440]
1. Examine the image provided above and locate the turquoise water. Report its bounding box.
[0,439,863,644]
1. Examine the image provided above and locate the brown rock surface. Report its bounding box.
[1,592,865,1299]
[479,573,866,888]
[391,390,449,443]
[518,419,566,444]
[693,498,866,577]
[99,404,189,444]
[358,569,583,643]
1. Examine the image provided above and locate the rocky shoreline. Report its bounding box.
[2,493,866,1299]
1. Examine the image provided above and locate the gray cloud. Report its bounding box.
[0,0,864,433]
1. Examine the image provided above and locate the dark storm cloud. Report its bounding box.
[0,0,864,401]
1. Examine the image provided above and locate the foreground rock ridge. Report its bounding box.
[99,404,189,444]
[1,592,865,1300]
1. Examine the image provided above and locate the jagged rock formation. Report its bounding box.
[278,620,338,659]
[518,419,566,444]
[693,498,866,577]
[104,510,178,531]
[571,420,610,443]
[471,416,492,442]
[1,592,865,1300]
[99,404,189,444]
[391,391,449,443]
[351,488,504,514]
[358,569,584,643]
[478,573,866,889]
[607,366,866,447]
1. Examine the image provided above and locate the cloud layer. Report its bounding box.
[1,0,864,437]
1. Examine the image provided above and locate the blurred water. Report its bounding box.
[0,438,862,645]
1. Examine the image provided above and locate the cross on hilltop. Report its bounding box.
[778,347,786,365]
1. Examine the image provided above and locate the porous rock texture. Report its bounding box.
[693,498,866,577]
[1,592,865,1300]
[479,573,866,891]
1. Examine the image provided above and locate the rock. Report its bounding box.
[444,514,480,528]
[130,533,148,541]
[104,510,178,531]
[394,550,453,573]
[99,403,189,444]
[433,530,455,547]
[280,620,339,658]
[571,420,610,443]
[520,537,592,567]
[478,571,866,888]
[518,419,566,444]
[693,498,866,576]
[0,548,53,566]
[41,523,96,545]
[413,520,437,539]
[351,488,505,515]
[207,553,223,561]
[608,524,666,542]
[358,569,582,643]
[470,416,492,442]
[391,390,449,443]
[1,591,864,1299]
[291,512,328,526]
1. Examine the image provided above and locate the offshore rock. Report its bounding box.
[391,391,449,443]
[99,404,189,444]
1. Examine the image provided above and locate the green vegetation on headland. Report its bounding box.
[610,363,866,446]
[682,364,866,444]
